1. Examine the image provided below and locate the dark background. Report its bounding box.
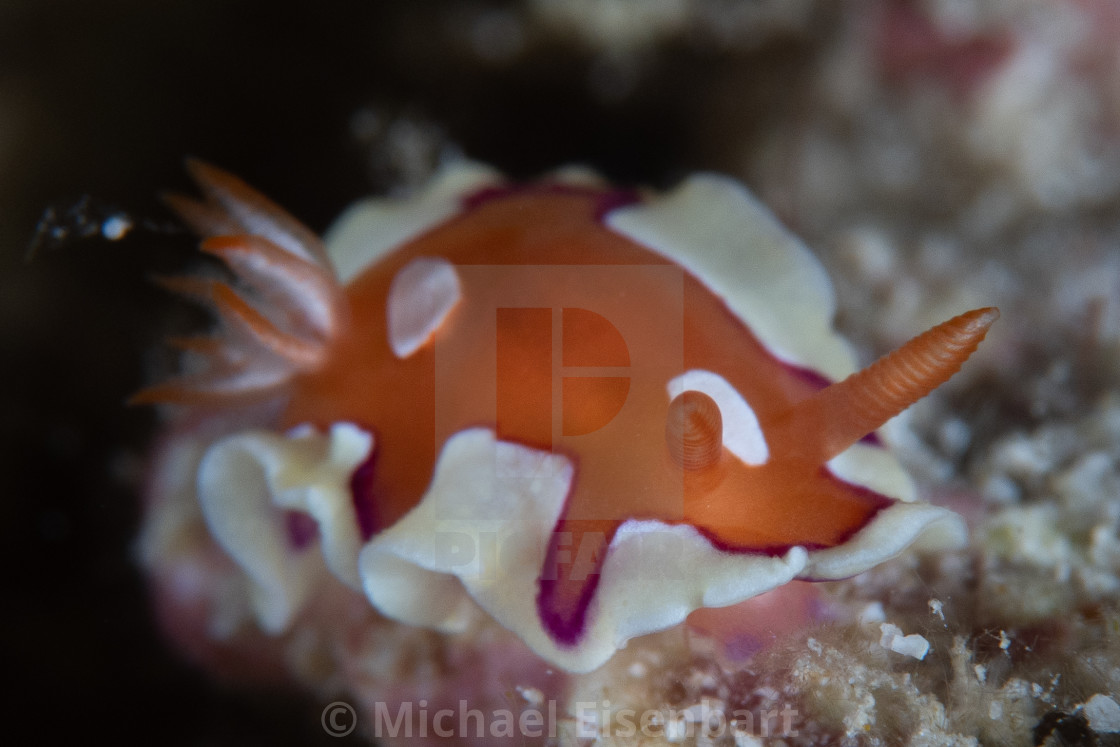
[0,2,821,744]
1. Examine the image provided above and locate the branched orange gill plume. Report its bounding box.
[133,162,344,407]
[772,307,999,464]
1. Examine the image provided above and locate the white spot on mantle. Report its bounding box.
[666,369,768,465]
[387,256,461,358]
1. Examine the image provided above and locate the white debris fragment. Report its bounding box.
[974,664,987,683]
[980,472,1020,505]
[733,732,764,747]
[859,601,886,624]
[837,225,898,284]
[576,705,600,737]
[517,685,544,705]
[683,700,726,729]
[892,634,931,660]
[807,637,823,655]
[101,214,133,240]
[1083,694,1120,733]
[665,714,688,742]
[983,504,1075,568]
[878,622,904,643]
[878,623,931,660]
[989,700,1003,720]
[755,686,780,701]
[1090,524,1120,568]
[696,672,718,690]
[937,417,972,457]
[928,598,944,620]
[990,432,1053,480]
[999,630,1011,651]
[1055,451,1116,511]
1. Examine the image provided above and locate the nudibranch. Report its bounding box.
[139,160,995,673]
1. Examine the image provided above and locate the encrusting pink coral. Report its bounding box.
[138,159,994,685]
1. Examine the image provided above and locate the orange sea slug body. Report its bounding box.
[142,162,994,672]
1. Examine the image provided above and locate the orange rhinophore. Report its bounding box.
[771,307,999,465]
[138,161,995,672]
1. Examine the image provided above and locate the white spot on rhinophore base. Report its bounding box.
[666,370,768,465]
[387,256,461,358]
[878,622,930,660]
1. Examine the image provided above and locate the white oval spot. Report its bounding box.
[387,257,462,358]
[666,370,768,465]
